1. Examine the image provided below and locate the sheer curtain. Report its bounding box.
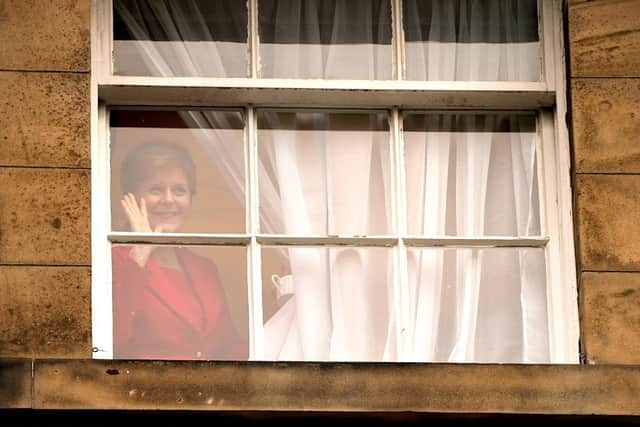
[403,0,540,81]
[114,0,548,362]
[404,114,548,363]
[259,112,393,361]
[113,0,247,77]
[259,0,392,79]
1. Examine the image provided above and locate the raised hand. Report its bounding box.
[121,193,163,267]
[121,193,150,233]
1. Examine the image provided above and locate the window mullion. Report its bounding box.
[249,0,259,79]
[247,105,264,360]
[392,0,405,81]
[391,108,410,361]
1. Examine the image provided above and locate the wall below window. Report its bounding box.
[569,0,640,364]
[1,0,640,414]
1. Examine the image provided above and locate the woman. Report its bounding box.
[112,141,247,360]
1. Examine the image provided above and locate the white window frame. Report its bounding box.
[90,0,579,363]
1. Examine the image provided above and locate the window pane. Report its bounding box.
[258,111,391,236]
[403,0,540,81]
[259,0,393,79]
[110,110,245,234]
[112,244,248,360]
[404,113,540,237]
[113,0,247,77]
[262,246,395,361]
[407,247,548,363]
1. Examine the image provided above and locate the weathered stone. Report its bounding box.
[581,272,640,364]
[0,267,91,358]
[576,175,640,271]
[569,0,640,77]
[572,79,640,173]
[0,71,90,167]
[33,360,640,414]
[0,168,90,265]
[0,358,32,408]
[0,0,89,72]
[0,268,33,357]
[31,267,91,358]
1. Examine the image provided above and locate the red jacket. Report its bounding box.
[112,246,248,360]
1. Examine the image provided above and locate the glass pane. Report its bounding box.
[259,0,393,79]
[403,0,540,81]
[262,246,395,361]
[404,113,540,237]
[407,247,548,363]
[112,244,248,360]
[110,110,245,234]
[113,0,247,77]
[258,111,391,236]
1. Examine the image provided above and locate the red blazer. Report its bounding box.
[112,246,248,360]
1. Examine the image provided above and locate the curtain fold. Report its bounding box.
[405,114,548,363]
[259,0,392,79]
[403,0,540,81]
[259,113,392,361]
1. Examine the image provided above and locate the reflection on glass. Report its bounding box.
[110,110,245,234]
[113,0,248,77]
[262,246,395,361]
[404,113,540,236]
[112,244,248,360]
[407,247,548,363]
[403,0,540,81]
[258,111,391,236]
[259,0,392,79]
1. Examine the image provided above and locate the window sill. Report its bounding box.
[3,358,639,414]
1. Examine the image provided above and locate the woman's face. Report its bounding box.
[136,166,192,233]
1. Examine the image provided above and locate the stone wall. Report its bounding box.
[570,0,640,364]
[0,0,91,359]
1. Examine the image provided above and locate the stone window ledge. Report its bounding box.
[2,358,639,415]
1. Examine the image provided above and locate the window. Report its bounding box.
[91,0,578,363]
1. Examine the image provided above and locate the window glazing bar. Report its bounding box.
[108,232,251,246]
[257,235,397,247]
[403,236,550,248]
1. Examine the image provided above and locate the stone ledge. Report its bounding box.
[25,359,640,415]
[0,358,31,409]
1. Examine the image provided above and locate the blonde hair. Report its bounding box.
[121,142,196,195]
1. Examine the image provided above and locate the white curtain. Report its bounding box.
[113,0,247,77]
[404,114,548,363]
[259,0,392,79]
[259,114,394,361]
[114,0,548,363]
[404,0,540,81]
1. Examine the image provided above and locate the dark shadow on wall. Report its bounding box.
[0,410,639,427]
